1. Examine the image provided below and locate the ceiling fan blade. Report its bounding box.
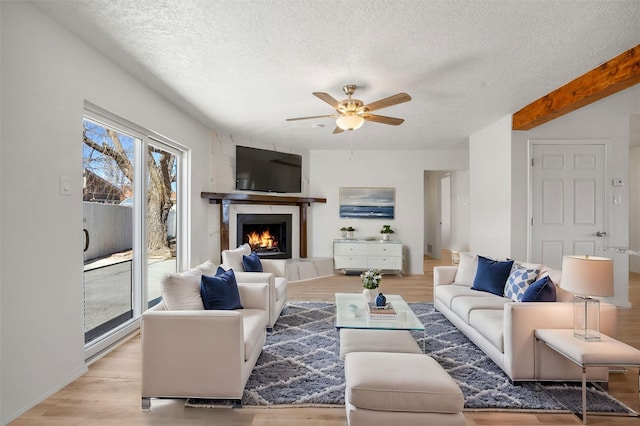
[362,114,405,126]
[313,92,345,111]
[332,126,344,134]
[363,93,411,112]
[286,114,337,122]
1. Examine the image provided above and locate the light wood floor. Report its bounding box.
[11,253,640,425]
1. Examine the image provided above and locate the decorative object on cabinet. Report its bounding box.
[380,224,394,240]
[339,187,395,219]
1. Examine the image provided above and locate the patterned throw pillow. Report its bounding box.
[504,266,539,302]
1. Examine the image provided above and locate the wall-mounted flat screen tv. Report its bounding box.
[235,146,302,193]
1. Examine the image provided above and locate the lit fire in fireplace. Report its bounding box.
[246,229,279,251]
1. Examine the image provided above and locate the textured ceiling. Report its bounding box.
[34,0,640,151]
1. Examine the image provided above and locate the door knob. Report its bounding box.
[596,231,607,237]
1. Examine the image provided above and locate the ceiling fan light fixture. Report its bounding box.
[336,113,365,131]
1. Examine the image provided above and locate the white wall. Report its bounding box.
[631,144,640,272]
[469,115,513,258]
[0,2,211,423]
[308,150,468,274]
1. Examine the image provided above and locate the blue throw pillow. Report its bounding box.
[242,251,263,272]
[471,256,514,296]
[522,275,556,302]
[200,268,243,310]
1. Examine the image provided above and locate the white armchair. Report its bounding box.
[141,281,269,409]
[221,244,289,330]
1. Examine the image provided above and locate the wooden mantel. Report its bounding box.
[201,192,327,257]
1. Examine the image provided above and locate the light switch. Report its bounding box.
[614,194,622,205]
[59,176,71,195]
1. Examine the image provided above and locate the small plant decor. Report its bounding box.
[361,268,382,289]
[380,225,394,234]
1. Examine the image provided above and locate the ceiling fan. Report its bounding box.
[286,85,411,134]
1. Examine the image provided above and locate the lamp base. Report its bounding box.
[573,294,601,342]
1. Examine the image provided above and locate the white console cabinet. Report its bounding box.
[333,239,403,275]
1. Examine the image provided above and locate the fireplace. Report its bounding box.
[236,214,292,259]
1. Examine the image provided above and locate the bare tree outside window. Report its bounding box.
[83,121,176,257]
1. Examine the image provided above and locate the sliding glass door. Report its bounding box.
[82,106,186,360]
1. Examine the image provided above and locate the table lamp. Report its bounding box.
[560,255,614,341]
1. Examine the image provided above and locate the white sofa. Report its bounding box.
[221,244,288,330]
[433,254,617,383]
[141,262,269,409]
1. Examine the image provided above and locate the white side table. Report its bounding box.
[534,329,640,424]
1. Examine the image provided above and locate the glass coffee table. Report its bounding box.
[334,292,425,351]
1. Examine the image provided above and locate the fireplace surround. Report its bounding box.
[201,192,327,258]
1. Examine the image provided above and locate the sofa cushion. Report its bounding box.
[435,284,490,309]
[469,309,504,352]
[242,251,263,272]
[221,243,252,271]
[200,269,244,310]
[504,266,539,302]
[522,275,556,302]
[453,252,477,286]
[451,295,511,323]
[161,269,205,310]
[472,256,514,296]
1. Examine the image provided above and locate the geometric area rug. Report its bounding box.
[186,302,633,414]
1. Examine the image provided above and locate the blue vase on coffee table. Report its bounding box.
[376,292,386,307]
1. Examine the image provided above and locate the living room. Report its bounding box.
[2,1,640,425]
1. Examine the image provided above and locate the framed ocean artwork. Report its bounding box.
[339,187,395,219]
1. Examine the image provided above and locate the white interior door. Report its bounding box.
[531,142,607,270]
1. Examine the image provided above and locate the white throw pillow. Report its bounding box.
[453,252,478,286]
[221,243,251,271]
[161,269,204,310]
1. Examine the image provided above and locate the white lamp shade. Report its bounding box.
[560,255,614,297]
[336,113,365,130]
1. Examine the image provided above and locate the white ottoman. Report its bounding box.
[344,352,465,426]
[339,328,422,360]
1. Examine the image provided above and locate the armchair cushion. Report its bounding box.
[242,251,263,272]
[201,269,243,310]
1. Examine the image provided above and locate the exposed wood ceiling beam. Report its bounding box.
[513,44,640,131]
